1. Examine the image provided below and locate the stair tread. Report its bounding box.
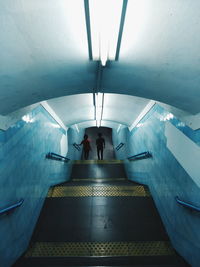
[13,162,190,267]
[14,255,189,266]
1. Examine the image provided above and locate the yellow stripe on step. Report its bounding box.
[25,241,175,257]
[47,185,150,197]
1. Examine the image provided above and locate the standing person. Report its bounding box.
[80,134,91,160]
[96,133,105,160]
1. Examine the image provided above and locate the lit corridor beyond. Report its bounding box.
[14,160,189,266]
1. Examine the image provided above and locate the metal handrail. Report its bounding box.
[0,199,24,216]
[128,151,152,161]
[73,143,81,151]
[175,196,200,212]
[46,152,70,162]
[116,143,124,151]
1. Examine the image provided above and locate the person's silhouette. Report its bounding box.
[80,134,91,160]
[96,133,105,160]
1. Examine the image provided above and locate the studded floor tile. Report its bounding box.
[47,185,150,198]
[25,241,175,257]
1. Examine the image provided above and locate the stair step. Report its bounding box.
[71,178,127,182]
[73,160,124,164]
[47,185,150,198]
[13,161,190,267]
[14,256,188,267]
[25,241,175,257]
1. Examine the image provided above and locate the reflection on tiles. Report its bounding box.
[0,105,82,267]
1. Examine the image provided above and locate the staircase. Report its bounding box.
[14,160,189,266]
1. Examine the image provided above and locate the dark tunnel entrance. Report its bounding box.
[82,127,115,160]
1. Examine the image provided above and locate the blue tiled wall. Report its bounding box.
[67,127,84,160]
[113,104,200,267]
[112,127,128,160]
[0,105,82,267]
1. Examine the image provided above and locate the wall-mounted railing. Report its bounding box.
[175,196,200,212]
[0,199,24,216]
[73,143,81,151]
[128,151,152,161]
[116,143,124,151]
[46,152,70,162]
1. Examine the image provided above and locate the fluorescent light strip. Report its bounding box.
[95,93,104,127]
[89,0,123,66]
[75,124,80,133]
[128,101,156,131]
[117,124,122,133]
[96,120,101,127]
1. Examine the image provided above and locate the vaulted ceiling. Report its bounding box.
[46,93,149,128]
[0,0,200,126]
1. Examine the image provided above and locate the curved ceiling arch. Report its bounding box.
[72,120,124,131]
[47,93,150,129]
[0,0,200,115]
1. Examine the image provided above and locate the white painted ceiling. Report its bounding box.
[77,120,124,130]
[47,93,149,128]
[0,0,200,120]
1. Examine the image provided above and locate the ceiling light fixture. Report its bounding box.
[95,93,104,127]
[89,0,123,66]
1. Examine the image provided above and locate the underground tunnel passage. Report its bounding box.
[1,1,200,266]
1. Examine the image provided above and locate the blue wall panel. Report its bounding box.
[67,127,84,160]
[112,127,128,160]
[0,105,80,266]
[113,104,200,267]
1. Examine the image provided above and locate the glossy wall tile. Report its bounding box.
[0,105,82,267]
[113,104,200,267]
[67,127,84,160]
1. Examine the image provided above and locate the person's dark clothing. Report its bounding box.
[83,149,89,160]
[80,138,91,160]
[96,137,105,160]
[81,139,91,151]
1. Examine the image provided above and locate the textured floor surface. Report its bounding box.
[13,160,190,266]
